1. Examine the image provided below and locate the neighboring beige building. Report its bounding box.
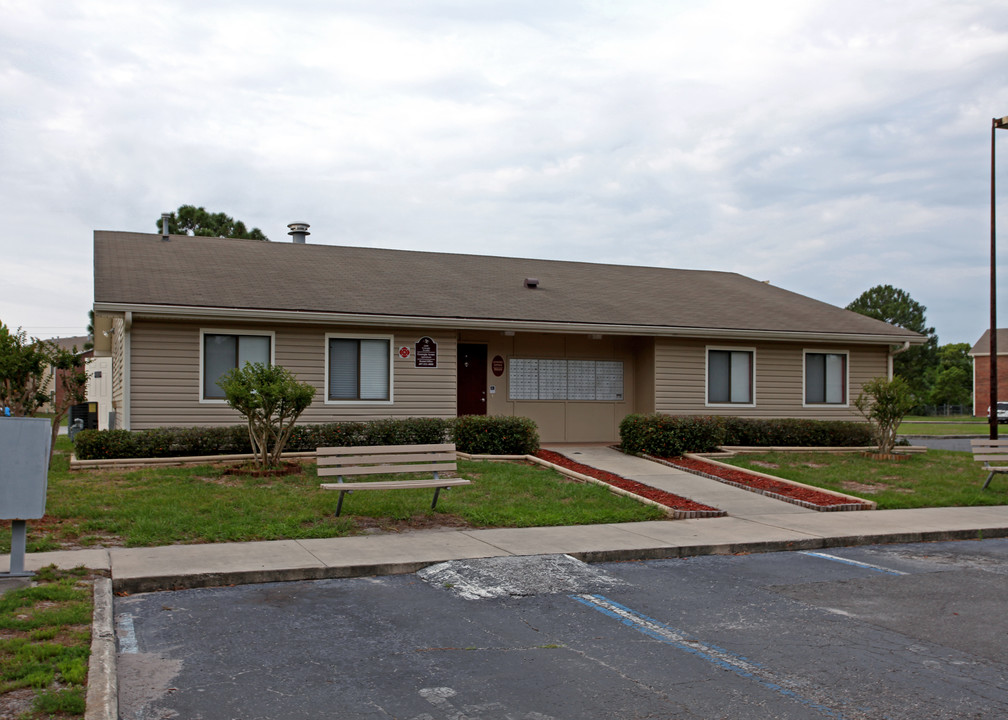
[91,229,923,443]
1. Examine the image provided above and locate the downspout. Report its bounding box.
[888,341,910,380]
[123,311,132,430]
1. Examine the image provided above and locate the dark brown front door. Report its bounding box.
[457,344,487,416]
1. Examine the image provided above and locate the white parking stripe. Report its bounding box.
[573,594,856,719]
[799,551,907,575]
[116,612,139,654]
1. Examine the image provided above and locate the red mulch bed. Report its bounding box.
[658,456,872,511]
[535,450,724,518]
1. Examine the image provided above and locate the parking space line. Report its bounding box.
[116,612,138,654]
[572,594,853,720]
[799,551,907,575]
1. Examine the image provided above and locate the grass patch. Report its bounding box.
[721,449,1008,509]
[1,438,664,552]
[0,565,91,719]
[898,415,988,436]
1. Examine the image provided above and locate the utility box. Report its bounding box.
[69,402,99,432]
[0,417,51,519]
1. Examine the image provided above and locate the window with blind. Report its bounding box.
[707,348,754,405]
[804,351,847,405]
[201,332,272,400]
[326,336,391,402]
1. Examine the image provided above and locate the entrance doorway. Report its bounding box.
[457,344,487,416]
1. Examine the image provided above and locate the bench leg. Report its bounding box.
[984,471,996,490]
[336,490,348,517]
[431,486,442,510]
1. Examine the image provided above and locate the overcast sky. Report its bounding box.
[3,1,1007,346]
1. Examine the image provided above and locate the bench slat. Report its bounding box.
[317,443,455,456]
[321,478,472,491]
[318,462,458,477]
[318,452,456,466]
[315,443,465,515]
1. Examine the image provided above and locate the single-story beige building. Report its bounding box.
[91,228,923,443]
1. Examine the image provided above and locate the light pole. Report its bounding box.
[990,115,1008,440]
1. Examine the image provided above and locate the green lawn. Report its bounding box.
[0,566,91,719]
[898,414,988,436]
[720,449,1007,509]
[3,438,664,553]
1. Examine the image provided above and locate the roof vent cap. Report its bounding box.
[524,278,539,289]
[287,222,310,244]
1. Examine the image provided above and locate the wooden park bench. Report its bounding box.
[317,443,471,516]
[970,438,1008,489]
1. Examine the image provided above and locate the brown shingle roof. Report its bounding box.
[970,329,1008,355]
[93,231,921,342]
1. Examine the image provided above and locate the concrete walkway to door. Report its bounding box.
[543,445,816,519]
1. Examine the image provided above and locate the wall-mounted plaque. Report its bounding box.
[491,355,505,377]
[415,337,437,368]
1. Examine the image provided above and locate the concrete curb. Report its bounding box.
[112,561,439,595]
[106,524,1008,596]
[84,576,116,720]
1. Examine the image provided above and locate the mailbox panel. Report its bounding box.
[0,417,51,519]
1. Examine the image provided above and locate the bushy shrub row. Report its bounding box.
[619,414,873,457]
[619,415,726,457]
[285,418,450,451]
[73,415,540,460]
[452,415,540,455]
[73,426,253,461]
[719,417,872,447]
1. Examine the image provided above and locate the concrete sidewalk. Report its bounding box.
[5,445,1008,593]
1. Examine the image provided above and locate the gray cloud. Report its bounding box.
[2,0,1007,344]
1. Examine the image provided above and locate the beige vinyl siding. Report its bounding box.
[465,330,638,443]
[110,317,125,428]
[655,338,887,419]
[128,321,456,429]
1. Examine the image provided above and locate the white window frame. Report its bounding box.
[802,349,849,407]
[199,329,276,404]
[705,346,756,407]
[324,332,394,405]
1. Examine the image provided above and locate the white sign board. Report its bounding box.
[0,417,51,519]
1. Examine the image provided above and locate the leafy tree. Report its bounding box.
[0,322,88,465]
[854,376,916,455]
[926,343,972,408]
[0,324,49,414]
[218,362,315,468]
[84,309,94,352]
[846,285,938,397]
[158,205,268,241]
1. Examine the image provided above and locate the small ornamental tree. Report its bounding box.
[1,322,87,465]
[853,376,915,455]
[0,324,50,414]
[217,362,315,468]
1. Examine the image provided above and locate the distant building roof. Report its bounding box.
[93,231,923,344]
[42,335,89,352]
[970,329,1008,356]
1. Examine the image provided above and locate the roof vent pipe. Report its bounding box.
[287,222,310,244]
[524,278,539,289]
[161,213,171,240]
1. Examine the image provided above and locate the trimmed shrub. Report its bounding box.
[619,414,873,457]
[720,417,872,447]
[73,418,452,460]
[619,414,726,457]
[451,415,540,455]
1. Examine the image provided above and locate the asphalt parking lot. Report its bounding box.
[116,539,1008,720]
